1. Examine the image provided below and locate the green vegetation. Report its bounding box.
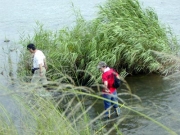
[18,0,179,86]
[0,81,178,135]
[3,0,178,134]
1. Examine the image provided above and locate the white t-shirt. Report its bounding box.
[33,50,45,68]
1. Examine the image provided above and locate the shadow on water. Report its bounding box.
[93,74,180,135]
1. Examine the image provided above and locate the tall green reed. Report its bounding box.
[18,0,179,86]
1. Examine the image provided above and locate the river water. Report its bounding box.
[94,74,180,135]
[0,0,180,135]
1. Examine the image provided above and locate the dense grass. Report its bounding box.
[96,0,179,72]
[1,0,180,134]
[18,0,179,86]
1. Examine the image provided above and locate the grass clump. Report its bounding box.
[95,0,179,73]
[18,0,179,86]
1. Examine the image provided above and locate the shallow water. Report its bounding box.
[122,74,180,134]
[93,74,180,134]
[0,0,180,134]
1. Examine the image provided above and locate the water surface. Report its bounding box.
[0,0,180,134]
[93,74,180,134]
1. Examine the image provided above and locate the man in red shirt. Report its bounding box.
[97,61,121,119]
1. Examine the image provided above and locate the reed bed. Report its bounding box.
[18,0,179,86]
[5,0,179,134]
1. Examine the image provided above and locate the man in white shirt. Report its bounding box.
[27,43,47,85]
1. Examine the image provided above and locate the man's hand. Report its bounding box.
[44,59,48,70]
[45,65,48,70]
[105,89,110,93]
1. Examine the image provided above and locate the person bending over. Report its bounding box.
[97,61,121,119]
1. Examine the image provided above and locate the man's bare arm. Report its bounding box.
[104,81,110,93]
[43,58,48,70]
